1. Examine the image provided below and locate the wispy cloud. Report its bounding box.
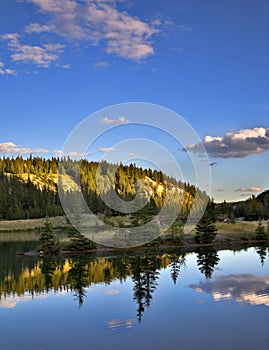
[54,150,84,158]
[130,152,139,157]
[2,1,187,72]
[0,61,16,76]
[98,147,116,152]
[235,187,263,192]
[185,127,269,158]
[0,141,93,158]
[22,0,161,60]
[217,188,225,192]
[1,33,65,67]
[93,61,109,68]
[0,142,48,155]
[24,23,55,33]
[101,116,129,125]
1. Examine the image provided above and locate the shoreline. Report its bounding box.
[22,236,269,257]
[1,216,268,255]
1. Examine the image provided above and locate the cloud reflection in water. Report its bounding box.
[189,274,269,307]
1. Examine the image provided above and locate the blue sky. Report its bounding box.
[0,0,268,202]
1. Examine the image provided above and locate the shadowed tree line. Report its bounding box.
[215,191,269,221]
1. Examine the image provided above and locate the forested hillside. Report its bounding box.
[0,156,206,221]
[215,190,269,221]
[234,190,269,220]
[1,156,267,222]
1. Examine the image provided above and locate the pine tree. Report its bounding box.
[255,221,268,240]
[39,218,59,254]
[195,213,218,244]
[68,227,97,251]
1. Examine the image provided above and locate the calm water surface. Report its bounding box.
[0,233,268,350]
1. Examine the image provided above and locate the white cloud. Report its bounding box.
[235,187,263,192]
[0,142,48,155]
[23,0,160,60]
[98,147,116,152]
[227,127,266,141]
[1,33,65,67]
[101,116,129,125]
[205,135,222,143]
[24,23,55,33]
[185,127,269,158]
[0,61,17,76]
[54,150,84,158]
[85,2,158,60]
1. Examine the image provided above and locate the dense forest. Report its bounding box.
[215,190,269,221]
[0,156,204,221]
[0,156,268,221]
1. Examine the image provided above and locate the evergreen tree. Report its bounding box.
[39,218,59,254]
[68,227,97,251]
[195,213,218,244]
[255,221,268,240]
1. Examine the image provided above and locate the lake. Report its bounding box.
[0,233,268,350]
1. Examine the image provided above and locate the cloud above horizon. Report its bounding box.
[0,61,16,76]
[101,116,129,125]
[0,142,49,155]
[1,33,65,67]
[185,127,269,158]
[235,187,263,192]
[98,147,116,152]
[3,0,162,65]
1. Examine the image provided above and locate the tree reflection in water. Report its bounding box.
[1,246,268,321]
[255,244,269,266]
[196,248,220,279]
[169,254,186,285]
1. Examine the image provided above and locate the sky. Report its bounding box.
[0,0,269,202]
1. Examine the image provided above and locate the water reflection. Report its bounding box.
[1,242,269,323]
[107,319,137,330]
[255,244,269,266]
[189,274,269,307]
[196,248,220,279]
[169,254,186,285]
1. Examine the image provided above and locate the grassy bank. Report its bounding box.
[0,216,265,233]
[0,216,69,232]
[0,217,268,256]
